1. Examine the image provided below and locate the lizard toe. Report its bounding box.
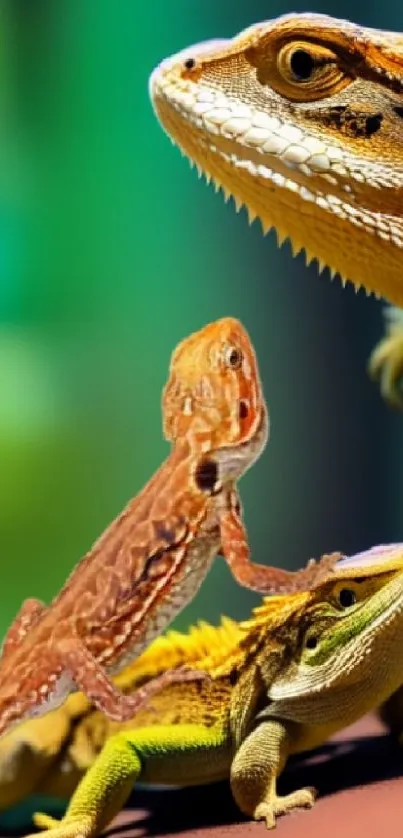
[254,787,316,829]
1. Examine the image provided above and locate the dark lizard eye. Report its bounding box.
[289,48,315,81]
[183,57,196,70]
[277,40,339,88]
[263,38,350,103]
[338,588,356,608]
[305,635,318,650]
[224,345,243,369]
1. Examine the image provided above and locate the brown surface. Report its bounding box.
[2,714,403,837]
[103,714,402,838]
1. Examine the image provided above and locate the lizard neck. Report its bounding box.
[213,401,269,483]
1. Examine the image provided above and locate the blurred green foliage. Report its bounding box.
[0,0,402,637]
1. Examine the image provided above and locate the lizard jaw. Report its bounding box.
[150,49,403,305]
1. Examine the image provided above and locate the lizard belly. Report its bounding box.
[106,532,220,676]
[16,672,75,726]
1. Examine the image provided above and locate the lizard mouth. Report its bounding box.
[150,51,403,302]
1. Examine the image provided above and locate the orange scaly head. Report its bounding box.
[162,317,268,457]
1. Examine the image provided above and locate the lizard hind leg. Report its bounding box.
[58,636,207,722]
[30,724,229,838]
[30,733,139,838]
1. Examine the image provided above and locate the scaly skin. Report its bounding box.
[0,318,335,741]
[149,13,403,402]
[0,616,242,812]
[2,543,403,835]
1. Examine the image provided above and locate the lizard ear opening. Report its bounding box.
[194,458,221,493]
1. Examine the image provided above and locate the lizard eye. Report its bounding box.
[276,41,348,100]
[246,36,352,103]
[304,634,318,650]
[288,48,315,81]
[224,345,243,369]
[337,588,356,608]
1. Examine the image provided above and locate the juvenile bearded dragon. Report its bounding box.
[0,317,333,740]
[149,14,403,401]
[1,543,403,835]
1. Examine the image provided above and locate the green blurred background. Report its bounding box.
[0,0,402,638]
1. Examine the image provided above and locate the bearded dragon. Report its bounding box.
[1,543,403,836]
[149,13,403,404]
[0,317,335,742]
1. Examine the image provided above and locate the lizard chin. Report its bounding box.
[214,404,269,482]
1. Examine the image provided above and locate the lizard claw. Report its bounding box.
[254,786,316,829]
[298,552,343,590]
